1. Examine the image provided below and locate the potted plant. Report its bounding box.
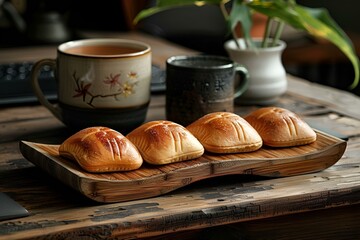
[135,0,359,104]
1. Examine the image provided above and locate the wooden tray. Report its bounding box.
[19,130,346,203]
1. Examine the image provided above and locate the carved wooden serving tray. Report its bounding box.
[20,130,346,203]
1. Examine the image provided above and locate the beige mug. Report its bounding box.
[31,38,151,133]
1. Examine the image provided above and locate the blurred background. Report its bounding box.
[1,0,359,95]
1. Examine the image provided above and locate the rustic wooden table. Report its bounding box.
[0,32,360,240]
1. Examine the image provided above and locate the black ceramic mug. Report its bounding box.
[166,55,249,126]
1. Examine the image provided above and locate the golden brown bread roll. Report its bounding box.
[244,107,317,147]
[59,126,143,172]
[186,112,263,153]
[126,120,204,165]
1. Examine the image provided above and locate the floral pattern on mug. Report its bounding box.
[72,70,139,107]
[103,73,121,89]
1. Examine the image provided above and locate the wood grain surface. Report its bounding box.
[1,32,360,240]
[19,131,346,203]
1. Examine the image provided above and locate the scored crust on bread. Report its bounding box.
[126,120,204,165]
[59,126,143,172]
[186,112,263,153]
[244,107,317,147]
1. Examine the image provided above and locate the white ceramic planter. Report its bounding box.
[224,38,287,105]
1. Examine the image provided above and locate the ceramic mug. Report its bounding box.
[31,38,151,133]
[166,55,249,126]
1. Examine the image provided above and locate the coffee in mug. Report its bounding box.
[31,38,151,133]
[64,45,139,55]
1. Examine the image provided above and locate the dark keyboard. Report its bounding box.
[0,62,166,105]
[150,64,167,92]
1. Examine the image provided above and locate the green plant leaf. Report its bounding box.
[304,7,354,48]
[297,7,359,89]
[156,0,222,7]
[134,0,224,24]
[229,0,255,49]
[133,7,164,24]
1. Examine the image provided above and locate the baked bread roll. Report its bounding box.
[126,120,204,165]
[186,112,263,153]
[59,126,143,172]
[244,107,317,147]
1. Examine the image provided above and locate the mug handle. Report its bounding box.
[31,59,62,121]
[233,64,250,98]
